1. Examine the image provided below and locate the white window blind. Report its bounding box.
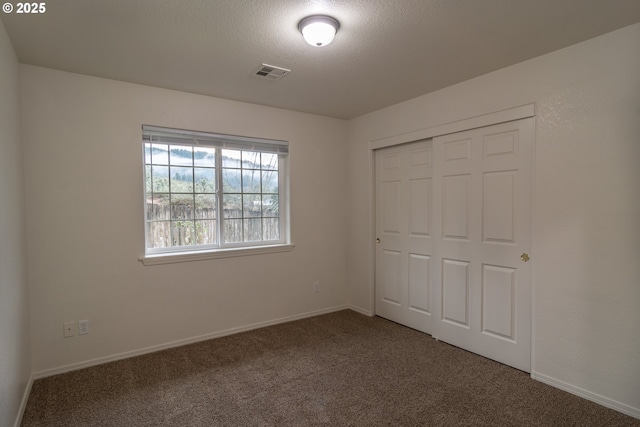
[142,126,288,154]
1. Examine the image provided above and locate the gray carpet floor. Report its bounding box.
[22,310,640,426]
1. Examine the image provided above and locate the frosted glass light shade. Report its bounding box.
[298,15,340,47]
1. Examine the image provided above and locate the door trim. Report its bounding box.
[370,104,535,150]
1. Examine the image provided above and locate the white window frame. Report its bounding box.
[139,126,293,265]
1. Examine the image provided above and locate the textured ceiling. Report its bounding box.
[2,0,640,119]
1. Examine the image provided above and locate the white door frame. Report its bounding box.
[368,103,536,370]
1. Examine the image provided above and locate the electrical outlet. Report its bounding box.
[313,282,320,293]
[63,321,76,338]
[78,319,90,335]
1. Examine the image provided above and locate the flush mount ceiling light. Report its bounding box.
[298,15,340,47]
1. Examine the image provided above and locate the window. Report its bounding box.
[142,126,290,261]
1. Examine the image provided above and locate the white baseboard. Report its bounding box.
[33,305,350,380]
[14,374,34,427]
[348,304,374,317]
[531,371,640,420]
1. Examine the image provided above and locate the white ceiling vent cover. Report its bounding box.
[253,64,291,80]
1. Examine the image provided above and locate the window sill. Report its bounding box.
[139,243,295,266]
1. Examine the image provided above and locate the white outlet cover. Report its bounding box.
[78,319,90,335]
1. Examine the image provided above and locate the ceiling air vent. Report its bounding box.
[253,64,291,80]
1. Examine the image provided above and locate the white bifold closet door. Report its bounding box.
[375,118,533,372]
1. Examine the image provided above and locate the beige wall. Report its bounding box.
[20,66,349,374]
[347,23,640,414]
[0,18,30,427]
